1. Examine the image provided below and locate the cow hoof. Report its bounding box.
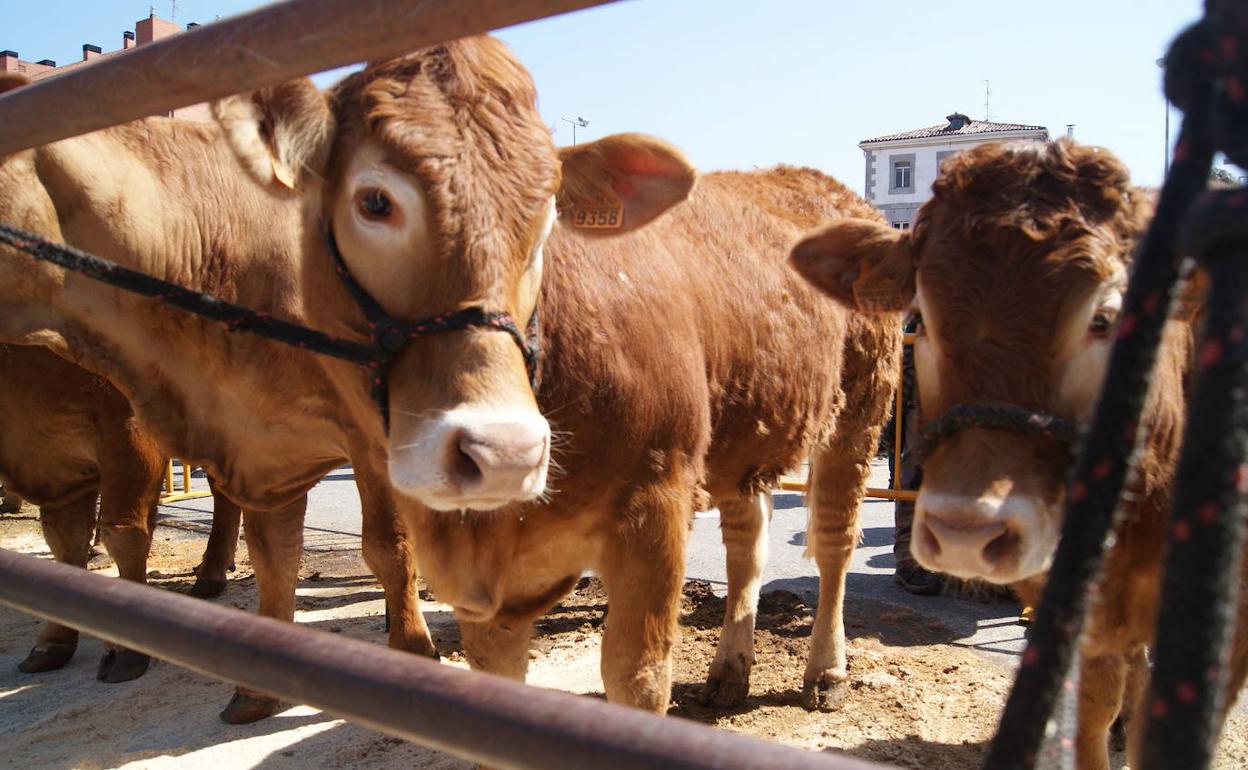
[18,642,78,673]
[801,678,849,712]
[220,691,281,724]
[189,577,228,599]
[97,649,151,683]
[697,675,750,708]
[1109,715,1128,753]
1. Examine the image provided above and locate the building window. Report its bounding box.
[888,154,916,194]
[893,162,911,190]
[892,222,911,230]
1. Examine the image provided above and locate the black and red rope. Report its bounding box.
[984,2,1246,768]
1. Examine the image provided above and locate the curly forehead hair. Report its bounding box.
[322,37,559,269]
[328,36,550,162]
[915,139,1152,254]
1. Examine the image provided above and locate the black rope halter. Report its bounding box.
[0,221,540,432]
[322,228,540,430]
[912,403,1081,465]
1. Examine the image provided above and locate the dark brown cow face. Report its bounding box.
[792,140,1166,583]
[215,37,695,512]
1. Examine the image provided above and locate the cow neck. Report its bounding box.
[320,226,541,431]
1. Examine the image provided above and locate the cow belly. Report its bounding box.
[0,407,99,506]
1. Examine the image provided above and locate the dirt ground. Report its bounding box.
[1,508,1245,770]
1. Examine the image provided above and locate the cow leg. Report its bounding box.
[699,489,772,707]
[360,491,437,659]
[20,488,97,673]
[1109,644,1148,753]
[220,499,305,724]
[461,620,533,681]
[598,484,689,713]
[0,485,22,513]
[1075,651,1125,770]
[458,619,534,770]
[802,442,870,711]
[94,462,163,683]
[191,477,242,599]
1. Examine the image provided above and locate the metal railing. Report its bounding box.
[0,548,884,770]
[161,460,212,505]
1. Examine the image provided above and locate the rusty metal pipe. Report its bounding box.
[0,0,621,157]
[0,549,886,770]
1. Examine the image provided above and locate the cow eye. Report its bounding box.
[358,188,394,220]
[909,311,925,337]
[1089,311,1115,338]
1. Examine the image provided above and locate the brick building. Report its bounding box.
[1,14,210,121]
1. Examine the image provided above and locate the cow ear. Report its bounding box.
[557,133,696,235]
[790,219,917,313]
[212,78,334,191]
[0,73,29,95]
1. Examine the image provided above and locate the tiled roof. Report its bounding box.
[861,118,1048,145]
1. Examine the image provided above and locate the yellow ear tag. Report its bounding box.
[570,206,624,230]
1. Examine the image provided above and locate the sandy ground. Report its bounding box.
[1,508,1245,769]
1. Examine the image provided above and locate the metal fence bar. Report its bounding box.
[0,0,621,157]
[0,548,888,770]
[160,459,212,505]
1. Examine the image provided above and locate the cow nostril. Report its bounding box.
[917,521,942,557]
[982,526,1020,566]
[452,441,483,486]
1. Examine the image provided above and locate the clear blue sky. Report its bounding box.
[4,1,1213,188]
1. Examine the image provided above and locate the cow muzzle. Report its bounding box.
[389,407,550,511]
[912,490,1057,583]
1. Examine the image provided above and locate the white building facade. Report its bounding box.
[861,113,1049,229]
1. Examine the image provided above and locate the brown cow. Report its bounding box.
[411,167,899,713]
[1,40,692,721]
[790,139,1248,769]
[0,343,242,680]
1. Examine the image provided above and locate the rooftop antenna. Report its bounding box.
[171,0,178,19]
[983,79,992,122]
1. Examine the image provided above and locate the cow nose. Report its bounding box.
[916,515,1021,577]
[449,419,549,503]
[911,492,1031,581]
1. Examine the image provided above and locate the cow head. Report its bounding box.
[791,140,1187,583]
[214,37,695,512]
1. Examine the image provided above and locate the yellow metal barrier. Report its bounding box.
[778,333,918,502]
[160,460,213,505]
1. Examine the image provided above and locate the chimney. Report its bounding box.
[135,15,182,46]
[187,22,200,29]
[945,112,971,131]
[0,50,18,72]
[82,44,102,61]
[36,59,56,67]
[123,30,136,50]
